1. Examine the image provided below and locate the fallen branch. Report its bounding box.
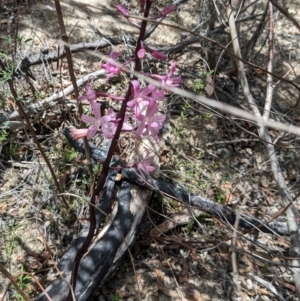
[64,128,292,236]
[0,70,105,128]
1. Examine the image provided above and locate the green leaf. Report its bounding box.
[7,35,12,45]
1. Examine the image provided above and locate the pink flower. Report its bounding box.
[81,103,133,139]
[78,81,124,106]
[135,104,166,143]
[136,156,155,174]
[151,88,165,101]
[81,102,103,139]
[151,61,181,94]
[101,109,133,139]
[101,51,135,82]
[101,51,123,81]
[115,4,141,28]
[145,46,167,60]
[78,81,104,105]
[100,109,118,139]
[137,42,146,59]
[127,80,157,118]
[70,128,89,140]
[137,42,167,61]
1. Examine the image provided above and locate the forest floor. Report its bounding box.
[1,0,300,300]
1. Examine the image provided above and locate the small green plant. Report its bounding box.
[0,122,9,142]
[16,33,32,45]
[12,265,32,301]
[185,218,196,232]
[261,263,269,274]
[58,144,78,162]
[0,52,15,87]
[192,70,214,93]
[180,99,191,119]
[4,223,20,259]
[93,163,102,174]
[215,193,224,204]
[9,141,19,158]
[112,292,120,301]
[203,112,212,121]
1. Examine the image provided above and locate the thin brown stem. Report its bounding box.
[0,263,31,301]
[54,0,93,185]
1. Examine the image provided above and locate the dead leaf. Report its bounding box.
[205,75,214,96]
[177,260,189,284]
[220,182,233,205]
[155,269,186,300]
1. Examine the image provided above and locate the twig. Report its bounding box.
[0,263,31,301]
[1,271,52,301]
[226,2,300,297]
[54,0,94,194]
[263,2,274,121]
[206,138,259,146]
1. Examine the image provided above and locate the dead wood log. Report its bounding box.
[36,169,152,301]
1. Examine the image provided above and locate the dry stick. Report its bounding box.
[0,60,68,209]
[263,1,274,122]
[0,263,31,301]
[230,198,248,300]
[226,2,300,298]
[54,0,94,186]
[0,70,105,125]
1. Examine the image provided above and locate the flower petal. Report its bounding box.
[91,102,102,120]
[81,114,97,124]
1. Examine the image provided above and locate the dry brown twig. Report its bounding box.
[0,263,31,301]
[0,269,52,301]
[54,0,94,192]
[226,1,300,298]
